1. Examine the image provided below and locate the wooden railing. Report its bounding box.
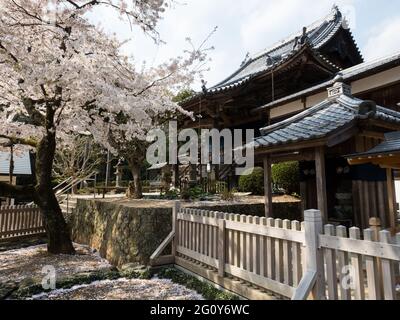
[0,205,45,241]
[320,224,400,300]
[151,202,400,300]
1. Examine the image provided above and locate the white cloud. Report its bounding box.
[363,17,400,61]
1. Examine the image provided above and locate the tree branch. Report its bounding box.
[0,134,38,147]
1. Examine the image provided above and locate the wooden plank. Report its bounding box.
[252,217,259,274]
[283,220,292,286]
[246,216,253,271]
[224,220,304,243]
[349,227,365,300]
[260,217,267,277]
[172,202,180,257]
[177,246,219,268]
[266,218,275,279]
[324,225,338,300]
[352,181,360,227]
[233,214,240,267]
[150,255,175,267]
[191,209,196,252]
[225,264,295,298]
[363,229,382,300]
[291,271,317,300]
[207,211,213,257]
[336,226,351,300]
[291,220,302,286]
[363,181,371,228]
[239,215,246,270]
[274,219,283,283]
[228,214,235,265]
[379,230,396,300]
[218,219,226,277]
[150,231,175,261]
[319,234,400,261]
[315,147,328,223]
[263,156,273,217]
[175,257,277,300]
[303,210,325,300]
[376,181,387,228]
[386,169,397,230]
[213,212,219,260]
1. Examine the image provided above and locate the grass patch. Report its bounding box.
[157,267,239,300]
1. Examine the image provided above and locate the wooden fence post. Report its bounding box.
[171,201,181,258]
[218,218,226,277]
[304,209,325,300]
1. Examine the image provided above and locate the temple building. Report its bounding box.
[178,6,400,230]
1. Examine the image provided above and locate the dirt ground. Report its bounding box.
[31,278,203,300]
[0,244,204,300]
[0,244,111,285]
[97,194,300,208]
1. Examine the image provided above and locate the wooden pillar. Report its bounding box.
[386,168,397,232]
[300,181,307,213]
[315,147,328,223]
[264,156,273,218]
[304,209,325,300]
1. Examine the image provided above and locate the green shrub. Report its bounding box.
[238,167,264,195]
[271,161,300,194]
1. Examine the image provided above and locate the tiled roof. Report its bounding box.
[0,152,32,175]
[347,132,400,158]
[254,51,400,112]
[207,6,347,94]
[249,95,400,149]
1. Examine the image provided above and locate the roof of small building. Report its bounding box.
[249,94,400,150]
[347,132,400,159]
[0,152,32,175]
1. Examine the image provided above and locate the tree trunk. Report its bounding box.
[35,132,75,255]
[127,162,143,199]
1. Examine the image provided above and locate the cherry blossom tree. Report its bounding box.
[0,0,208,254]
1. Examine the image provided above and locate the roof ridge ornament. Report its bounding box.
[240,52,250,67]
[327,74,352,99]
[358,100,377,118]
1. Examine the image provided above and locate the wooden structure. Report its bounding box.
[0,205,45,241]
[178,7,400,228]
[256,78,400,228]
[347,132,400,232]
[151,202,400,300]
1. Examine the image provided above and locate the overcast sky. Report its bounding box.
[88,0,400,90]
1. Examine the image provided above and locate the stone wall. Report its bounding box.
[69,199,301,267]
[69,199,172,267]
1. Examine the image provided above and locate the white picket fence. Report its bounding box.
[151,202,400,300]
[0,205,45,241]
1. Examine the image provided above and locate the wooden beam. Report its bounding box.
[263,156,273,218]
[315,147,328,223]
[386,168,397,232]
